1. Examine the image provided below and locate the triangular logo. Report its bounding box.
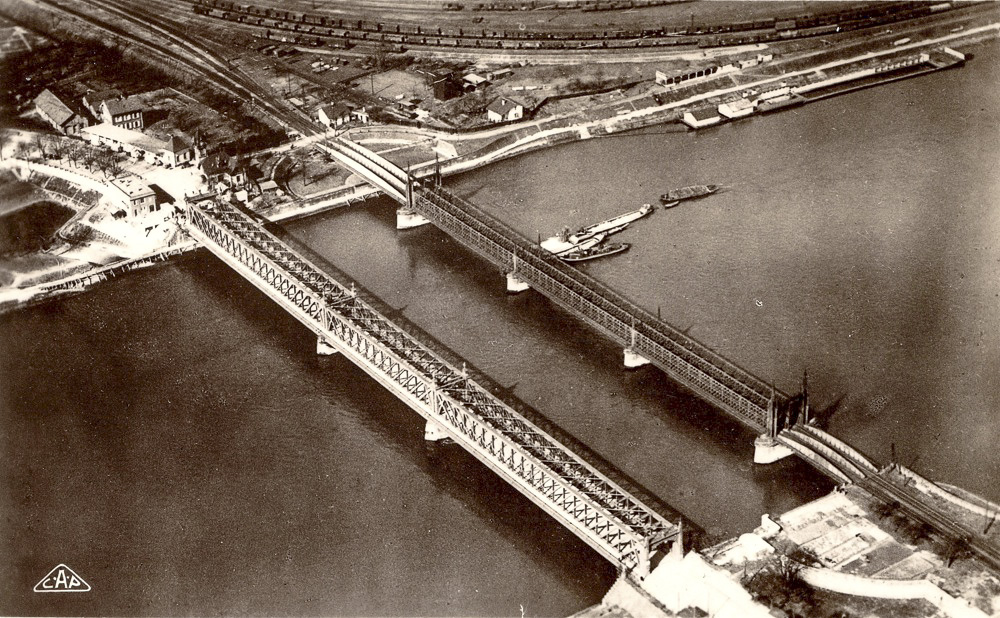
[33,564,91,592]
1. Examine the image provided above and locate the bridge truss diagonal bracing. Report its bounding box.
[184,199,678,578]
[323,138,789,434]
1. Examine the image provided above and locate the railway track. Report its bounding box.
[36,0,319,136]
[860,474,1000,571]
[182,0,956,53]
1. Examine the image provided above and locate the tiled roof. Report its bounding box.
[320,103,351,119]
[163,135,190,154]
[103,96,143,117]
[84,88,122,107]
[487,98,520,116]
[34,89,75,127]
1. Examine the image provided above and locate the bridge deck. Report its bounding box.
[185,199,678,577]
[327,139,789,433]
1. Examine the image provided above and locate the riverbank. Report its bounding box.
[2,23,997,314]
[581,482,1000,618]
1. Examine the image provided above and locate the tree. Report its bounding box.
[872,499,900,520]
[66,143,85,168]
[49,137,70,160]
[934,536,974,567]
[743,554,816,615]
[105,152,125,178]
[13,139,34,161]
[32,134,48,159]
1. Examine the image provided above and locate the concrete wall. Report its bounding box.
[896,465,999,519]
[801,566,989,618]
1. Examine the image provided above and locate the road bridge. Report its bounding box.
[183,197,679,578]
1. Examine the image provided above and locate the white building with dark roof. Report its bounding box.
[317,102,352,128]
[109,177,157,217]
[33,89,89,135]
[682,106,722,129]
[486,98,524,123]
[101,96,144,130]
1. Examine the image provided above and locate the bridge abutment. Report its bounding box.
[317,336,340,355]
[753,434,794,464]
[506,272,530,293]
[624,347,651,369]
[396,207,430,230]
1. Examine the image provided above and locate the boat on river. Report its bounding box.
[660,185,718,204]
[551,232,606,257]
[541,203,653,254]
[560,242,631,263]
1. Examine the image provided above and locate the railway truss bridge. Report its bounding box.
[318,137,1000,570]
[183,197,680,579]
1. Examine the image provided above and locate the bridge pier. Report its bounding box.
[317,336,340,355]
[753,434,794,464]
[623,347,650,369]
[424,419,452,442]
[396,207,431,230]
[506,272,530,294]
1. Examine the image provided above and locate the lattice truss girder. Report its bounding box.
[188,200,676,570]
[408,186,775,429]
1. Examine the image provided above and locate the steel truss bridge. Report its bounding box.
[184,198,678,578]
[323,137,789,434]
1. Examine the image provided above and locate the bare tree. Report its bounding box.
[66,144,85,168]
[32,134,48,159]
[50,137,71,160]
[105,152,125,178]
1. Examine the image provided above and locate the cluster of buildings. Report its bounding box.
[682,83,797,129]
[31,87,279,222]
[32,87,194,169]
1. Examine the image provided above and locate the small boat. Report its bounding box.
[560,242,630,263]
[660,185,719,203]
[659,200,681,209]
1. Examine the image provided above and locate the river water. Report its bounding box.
[2,41,998,616]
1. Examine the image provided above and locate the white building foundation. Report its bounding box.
[396,207,430,230]
[753,434,794,464]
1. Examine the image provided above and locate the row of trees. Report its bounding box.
[6,133,127,179]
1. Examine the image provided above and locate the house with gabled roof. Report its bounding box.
[82,88,122,118]
[200,152,248,188]
[486,97,524,123]
[34,89,89,135]
[101,96,144,130]
[317,102,352,128]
